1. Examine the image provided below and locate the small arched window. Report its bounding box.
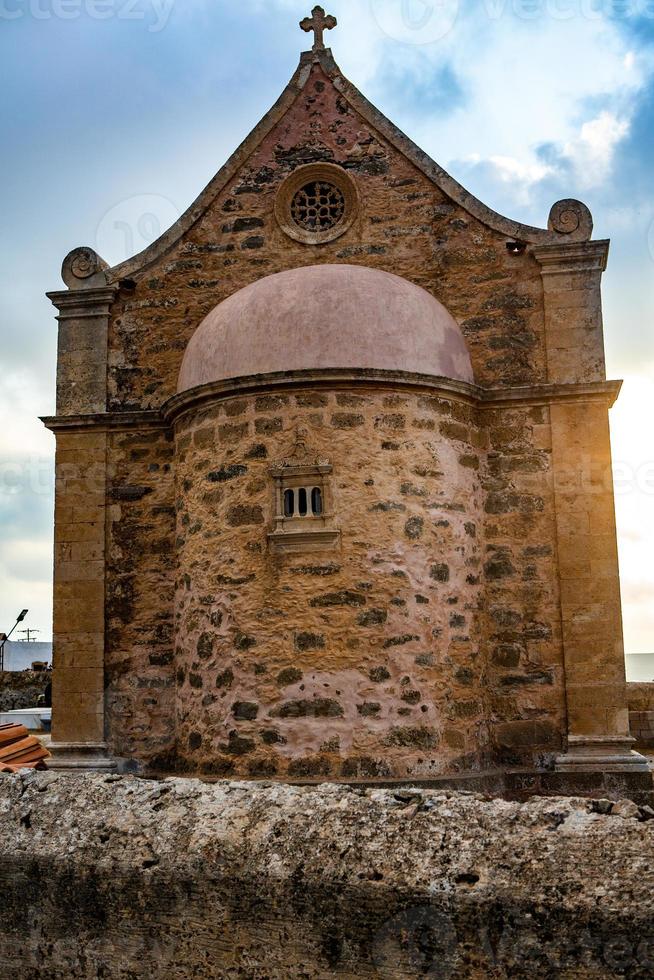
[269,459,339,555]
[283,487,325,520]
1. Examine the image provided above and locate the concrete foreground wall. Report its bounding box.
[1,775,654,979]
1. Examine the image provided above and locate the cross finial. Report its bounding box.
[300,6,337,53]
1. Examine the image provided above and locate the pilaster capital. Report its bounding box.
[531,240,610,276]
[47,286,118,320]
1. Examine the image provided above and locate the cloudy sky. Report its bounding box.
[1,0,653,656]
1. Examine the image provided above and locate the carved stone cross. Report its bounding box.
[300,6,337,52]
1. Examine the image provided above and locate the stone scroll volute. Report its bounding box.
[547,199,593,242]
[61,247,110,290]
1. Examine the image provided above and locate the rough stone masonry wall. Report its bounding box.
[173,386,489,779]
[0,672,49,713]
[105,425,176,764]
[2,773,654,979]
[482,403,566,767]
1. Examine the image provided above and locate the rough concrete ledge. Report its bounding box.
[2,775,654,979]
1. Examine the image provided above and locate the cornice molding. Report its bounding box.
[47,287,119,318]
[41,372,622,432]
[165,370,480,424]
[41,410,166,433]
[531,240,610,275]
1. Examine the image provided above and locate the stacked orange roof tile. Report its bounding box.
[0,724,50,773]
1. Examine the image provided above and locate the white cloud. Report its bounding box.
[465,153,551,184]
[417,5,643,164]
[562,111,630,188]
[460,152,553,205]
[448,104,632,226]
[0,371,54,460]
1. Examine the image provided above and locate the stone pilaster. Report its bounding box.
[533,243,648,772]
[532,241,608,386]
[48,290,116,416]
[45,249,117,771]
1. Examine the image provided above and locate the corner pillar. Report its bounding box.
[45,252,118,771]
[533,242,648,773]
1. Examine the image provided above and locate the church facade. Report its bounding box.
[44,13,649,787]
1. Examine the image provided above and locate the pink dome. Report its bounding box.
[177,264,473,392]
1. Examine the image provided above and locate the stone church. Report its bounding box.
[44,9,649,790]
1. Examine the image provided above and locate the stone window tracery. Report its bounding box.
[274,163,359,245]
[291,181,346,232]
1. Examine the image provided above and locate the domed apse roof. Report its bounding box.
[177,264,474,393]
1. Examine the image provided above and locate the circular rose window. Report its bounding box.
[291,181,346,233]
[275,164,358,245]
